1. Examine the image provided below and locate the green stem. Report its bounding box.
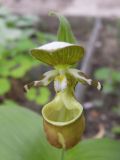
[61,148,65,160]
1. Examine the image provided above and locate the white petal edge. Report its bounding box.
[36,41,74,51]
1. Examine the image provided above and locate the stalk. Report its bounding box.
[61,148,65,160]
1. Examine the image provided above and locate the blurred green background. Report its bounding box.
[0,2,120,160]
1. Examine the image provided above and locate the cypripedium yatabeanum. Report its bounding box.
[24,13,102,150]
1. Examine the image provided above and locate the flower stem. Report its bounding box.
[61,148,65,160]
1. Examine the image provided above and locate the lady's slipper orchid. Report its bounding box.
[24,41,102,149]
[24,13,102,150]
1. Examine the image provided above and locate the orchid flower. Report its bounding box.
[24,13,102,150]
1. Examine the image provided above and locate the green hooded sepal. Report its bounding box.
[31,41,84,67]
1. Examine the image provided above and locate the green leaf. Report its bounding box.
[0,65,10,77]
[16,15,39,27]
[1,100,21,108]
[0,46,7,58]
[36,87,50,105]
[10,55,38,78]
[112,71,120,83]
[14,38,36,52]
[66,138,120,160]
[0,106,120,160]
[10,66,27,78]
[0,78,11,95]
[94,68,111,80]
[0,106,58,160]
[26,87,50,105]
[1,28,22,41]
[112,126,120,135]
[5,15,18,27]
[50,12,76,43]
[103,82,114,94]
[26,88,36,101]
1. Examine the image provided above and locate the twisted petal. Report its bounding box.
[24,70,58,92]
[68,69,103,91]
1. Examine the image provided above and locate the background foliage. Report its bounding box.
[0,6,55,106]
